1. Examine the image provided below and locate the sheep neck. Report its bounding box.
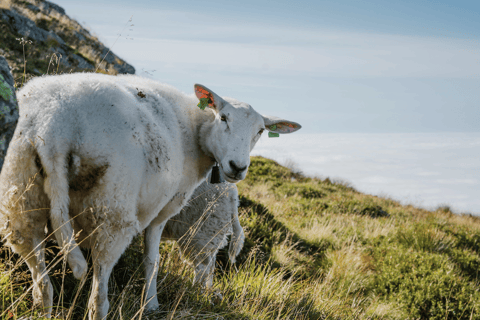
[184,105,217,184]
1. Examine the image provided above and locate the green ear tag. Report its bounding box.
[197,98,209,110]
[268,132,279,138]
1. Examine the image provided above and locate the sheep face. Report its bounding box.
[195,84,302,183]
[207,99,264,183]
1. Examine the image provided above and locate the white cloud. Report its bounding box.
[252,132,480,214]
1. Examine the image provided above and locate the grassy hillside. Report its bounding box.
[1,156,480,319]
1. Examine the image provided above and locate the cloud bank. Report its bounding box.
[252,132,480,215]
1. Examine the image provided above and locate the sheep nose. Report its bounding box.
[229,161,247,174]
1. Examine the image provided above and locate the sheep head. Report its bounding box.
[195,84,301,183]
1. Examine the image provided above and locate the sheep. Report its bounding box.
[162,180,244,289]
[0,73,301,319]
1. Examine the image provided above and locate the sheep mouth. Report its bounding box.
[218,164,240,183]
[224,174,240,183]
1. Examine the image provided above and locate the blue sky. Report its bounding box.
[54,0,480,134]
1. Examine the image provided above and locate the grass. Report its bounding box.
[2,156,480,319]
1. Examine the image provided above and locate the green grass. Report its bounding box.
[2,156,480,319]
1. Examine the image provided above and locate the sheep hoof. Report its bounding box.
[145,299,159,311]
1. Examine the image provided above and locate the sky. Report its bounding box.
[51,0,480,213]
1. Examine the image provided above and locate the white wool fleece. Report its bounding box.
[162,180,244,288]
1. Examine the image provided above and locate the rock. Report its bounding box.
[0,56,19,172]
[0,8,65,46]
[101,47,115,64]
[70,53,94,69]
[26,4,41,13]
[74,30,86,42]
[39,0,66,15]
[114,62,135,74]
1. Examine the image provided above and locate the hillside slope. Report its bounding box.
[1,156,480,319]
[0,0,135,87]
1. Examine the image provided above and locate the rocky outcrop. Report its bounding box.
[0,7,65,46]
[0,56,18,171]
[0,0,135,84]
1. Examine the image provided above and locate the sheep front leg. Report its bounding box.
[143,195,188,311]
[143,221,166,311]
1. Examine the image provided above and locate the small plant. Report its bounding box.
[46,52,63,75]
[16,37,32,87]
[95,15,133,73]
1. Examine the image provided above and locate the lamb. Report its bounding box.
[0,73,301,319]
[162,180,244,288]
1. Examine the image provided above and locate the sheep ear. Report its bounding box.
[262,115,302,134]
[194,84,223,112]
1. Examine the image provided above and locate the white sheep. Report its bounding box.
[162,180,243,288]
[0,73,300,319]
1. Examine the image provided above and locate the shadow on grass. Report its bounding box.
[215,195,333,281]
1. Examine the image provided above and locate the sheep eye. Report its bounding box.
[221,115,227,122]
[258,129,265,135]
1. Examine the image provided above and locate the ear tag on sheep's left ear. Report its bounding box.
[197,98,211,110]
[268,124,279,138]
[210,162,223,184]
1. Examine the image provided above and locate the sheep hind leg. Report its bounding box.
[43,156,87,280]
[88,233,134,320]
[143,221,166,311]
[12,238,53,317]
